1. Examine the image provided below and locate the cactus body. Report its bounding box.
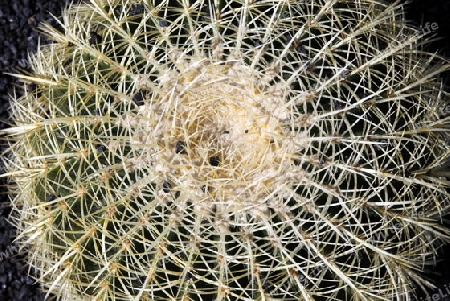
[2,0,450,300]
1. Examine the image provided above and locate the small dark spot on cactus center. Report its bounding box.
[159,19,168,27]
[269,139,275,144]
[89,31,102,46]
[129,4,145,16]
[175,140,187,154]
[209,155,220,166]
[223,130,229,134]
[244,129,249,134]
[162,181,171,193]
[132,90,145,106]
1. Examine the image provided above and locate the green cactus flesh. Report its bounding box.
[3,0,450,300]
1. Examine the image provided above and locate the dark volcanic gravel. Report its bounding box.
[0,0,449,301]
[0,1,74,300]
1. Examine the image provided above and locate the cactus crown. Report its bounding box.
[2,0,450,300]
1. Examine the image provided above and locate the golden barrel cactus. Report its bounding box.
[2,0,450,300]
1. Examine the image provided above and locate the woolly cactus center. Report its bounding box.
[135,60,300,216]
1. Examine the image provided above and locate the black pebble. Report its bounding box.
[175,140,187,154]
[129,4,145,16]
[132,90,145,106]
[97,144,106,153]
[159,19,168,27]
[209,155,220,166]
[162,181,171,193]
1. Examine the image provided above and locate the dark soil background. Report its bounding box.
[0,0,449,300]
